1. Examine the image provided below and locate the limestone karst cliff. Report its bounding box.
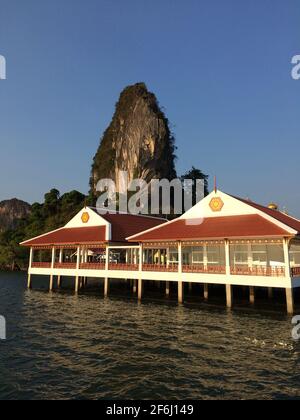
[0,199,31,232]
[90,83,177,195]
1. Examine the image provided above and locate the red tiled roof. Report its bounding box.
[21,214,167,246]
[233,196,300,233]
[128,215,291,242]
[101,214,166,242]
[21,226,107,247]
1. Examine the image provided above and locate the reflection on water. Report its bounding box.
[0,272,300,400]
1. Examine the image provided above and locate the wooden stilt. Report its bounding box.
[27,274,32,289]
[133,280,137,294]
[189,283,193,293]
[166,281,170,297]
[49,275,54,292]
[75,276,79,293]
[204,284,209,300]
[268,287,273,299]
[226,284,233,308]
[178,281,184,304]
[286,288,294,315]
[104,278,109,297]
[57,276,61,288]
[138,279,143,301]
[249,286,255,305]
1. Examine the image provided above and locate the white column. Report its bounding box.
[139,244,143,272]
[75,245,80,293]
[27,247,33,289]
[283,238,291,279]
[202,244,207,270]
[248,244,253,270]
[178,242,183,303]
[178,242,182,274]
[225,239,230,276]
[49,246,55,291]
[57,248,63,288]
[105,247,109,271]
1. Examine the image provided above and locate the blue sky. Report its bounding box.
[0,0,299,215]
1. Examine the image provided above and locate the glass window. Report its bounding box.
[251,245,267,267]
[290,241,300,267]
[230,244,248,267]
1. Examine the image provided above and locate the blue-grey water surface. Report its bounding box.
[0,271,300,400]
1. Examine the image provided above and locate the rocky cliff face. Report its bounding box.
[0,199,31,232]
[90,83,177,195]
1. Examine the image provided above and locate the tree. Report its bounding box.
[181,167,209,207]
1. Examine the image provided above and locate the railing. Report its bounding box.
[231,266,285,277]
[31,262,51,268]
[54,262,77,269]
[291,267,300,277]
[183,265,226,274]
[142,264,179,272]
[109,263,139,271]
[80,263,106,270]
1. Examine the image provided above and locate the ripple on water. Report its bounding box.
[0,272,300,400]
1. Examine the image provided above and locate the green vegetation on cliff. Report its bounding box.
[0,189,85,270]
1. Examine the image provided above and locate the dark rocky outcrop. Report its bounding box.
[0,199,31,232]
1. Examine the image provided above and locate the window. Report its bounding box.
[290,241,300,267]
[230,245,248,267]
[251,245,267,267]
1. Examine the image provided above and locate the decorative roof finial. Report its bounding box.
[214,176,217,194]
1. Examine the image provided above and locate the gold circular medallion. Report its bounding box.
[209,197,224,212]
[81,212,90,224]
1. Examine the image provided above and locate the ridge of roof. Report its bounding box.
[88,207,167,222]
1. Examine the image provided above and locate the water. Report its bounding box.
[0,272,300,400]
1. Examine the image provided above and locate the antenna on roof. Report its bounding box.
[214,176,217,194]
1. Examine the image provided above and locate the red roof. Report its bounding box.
[21,213,166,247]
[128,215,291,242]
[101,214,166,242]
[22,226,106,247]
[233,196,300,233]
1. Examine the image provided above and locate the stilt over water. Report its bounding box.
[104,278,109,297]
[138,279,143,301]
[226,284,233,308]
[249,286,255,305]
[204,284,209,300]
[286,288,294,315]
[178,281,184,304]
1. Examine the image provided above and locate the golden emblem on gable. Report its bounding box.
[209,197,224,212]
[81,212,90,224]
